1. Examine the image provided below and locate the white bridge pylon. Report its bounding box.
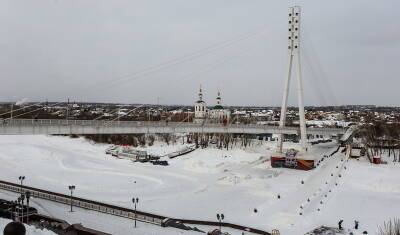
[277,6,307,154]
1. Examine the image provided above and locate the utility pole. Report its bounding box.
[277,6,307,154]
[118,107,120,124]
[10,103,13,120]
[66,98,70,120]
[156,97,160,121]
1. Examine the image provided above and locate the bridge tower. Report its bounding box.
[277,6,307,154]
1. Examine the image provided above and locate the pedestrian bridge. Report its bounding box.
[0,119,346,136]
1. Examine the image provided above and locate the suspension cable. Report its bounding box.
[301,24,338,106]
[0,102,45,117]
[3,102,64,120]
[77,24,271,96]
[103,104,147,124]
[92,105,132,121]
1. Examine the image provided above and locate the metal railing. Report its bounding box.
[0,180,271,234]
[0,180,163,225]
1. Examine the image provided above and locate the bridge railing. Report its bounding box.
[0,119,345,134]
[1,119,281,128]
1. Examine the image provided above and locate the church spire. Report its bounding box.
[198,85,203,102]
[216,90,221,105]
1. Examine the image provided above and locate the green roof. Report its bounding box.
[213,105,224,110]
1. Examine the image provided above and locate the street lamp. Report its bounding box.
[20,194,25,223]
[132,197,139,228]
[13,200,18,221]
[17,196,21,222]
[18,176,25,192]
[25,191,31,223]
[68,185,76,212]
[216,213,225,232]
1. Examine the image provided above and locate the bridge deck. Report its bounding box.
[0,119,346,135]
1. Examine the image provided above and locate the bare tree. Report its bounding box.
[132,136,138,147]
[147,135,155,146]
[359,122,400,162]
[161,133,171,145]
[378,218,400,235]
[138,135,146,146]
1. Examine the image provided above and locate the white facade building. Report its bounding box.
[193,87,230,124]
[194,86,207,124]
[208,91,230,124]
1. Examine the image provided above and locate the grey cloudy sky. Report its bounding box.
[0,0,399,106]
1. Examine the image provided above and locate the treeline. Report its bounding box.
[80,133,265,150]
[193,133,262,150]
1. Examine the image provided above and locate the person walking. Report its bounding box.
[354,220,359,230]
[338,219,344,230]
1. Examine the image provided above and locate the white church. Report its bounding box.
[194,86,231,124]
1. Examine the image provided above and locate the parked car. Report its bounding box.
[151,160,169,166]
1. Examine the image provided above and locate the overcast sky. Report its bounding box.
[0,0,399,106]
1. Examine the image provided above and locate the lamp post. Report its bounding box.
[20,194,25,223]
[25,191,31,223]
[13,200,18,221]
[18,176,25,192]
[68,185,75,212]
[17,196,21,222]
[216,213,224,232]
[132,197,139,228]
